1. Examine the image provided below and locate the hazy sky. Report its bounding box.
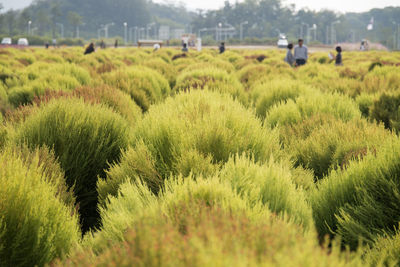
[159,0,399,13]
[1,0,399,12]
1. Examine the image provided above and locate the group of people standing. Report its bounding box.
[285,38,343,67]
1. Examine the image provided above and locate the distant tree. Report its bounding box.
[68,11,83,37]
[3,10,18,35]
[50,2,61,38]
[36,9,51,35]
[17,9,32,34]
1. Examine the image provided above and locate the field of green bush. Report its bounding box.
[1,46,400,266]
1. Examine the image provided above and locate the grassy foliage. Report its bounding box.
[13,99,131,232]
[0,147,80,267]
[33,86,142,124]
[62,176,362,267]
[97,90,281,201]
[266,92,361,128]
[288,118,391,179]
[103,66,170,111]
[219,156,313,227]
[311,138,400,248]
[7,63,91,107]
[370,93,400,132]
[174,67,247,104]
[1,47,400,265]
[250,78,313,119]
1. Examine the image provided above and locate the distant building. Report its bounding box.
[172,29,185,40]
[159,26,170,40]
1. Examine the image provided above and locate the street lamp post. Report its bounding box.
[397,23,400,50]
[312,24,317,42]
[124,22,128,44]
[28,21,32,35]
[104,23,114,39]
[56,23,64,38]
[240,21,248,41]
[218,23,222,41]
[146,23,155,39]
[392,21,398,50]
[331,21,340,45]
[224,23,235,41]
[129,27,138,44]
[301,22,309,43]
[198,28,208,39]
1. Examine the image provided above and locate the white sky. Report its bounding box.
[160,0,400,13]
[1,0,399,12]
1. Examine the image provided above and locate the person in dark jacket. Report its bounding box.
[219,42,225,54]
[100,40,106,49]
[84,42,95,55]
[182,43,189,52]
[114,39,118,48]
[335,46,343,66]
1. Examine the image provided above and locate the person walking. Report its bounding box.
[294,39,308,66]
[284,43,295,66]
[114,39,118,48]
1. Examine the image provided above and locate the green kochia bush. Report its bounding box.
[90,177,255,252]
[33,86,142,125]
[364,231,400,266]
[370,93,400,132]
[250,78,313,119]
[7,63,92,107]
[97,90,281,201]
[67,178,361,267]
[311,138,400,249]
[219,156,313,228]
[266,93,361,128]
[0,148,80,267]
[13,99,131,232]
[174,68,247,105]
[288,118,391,179]
[103,66,171,111]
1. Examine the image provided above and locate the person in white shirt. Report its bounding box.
[294,39,308,66]
[284,43,295,66]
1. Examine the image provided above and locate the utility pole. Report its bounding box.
[240,21,248,41]
[326,25,329,44]
[331,21,340,45]
[28,21,32,35]
[56,23,64,38]
[397,24,400,50]
[124,22,128,44]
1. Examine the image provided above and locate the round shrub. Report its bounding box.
[364,232,400,266]
[8,62,92,107]
[61,178,360,266]
[219,156,313,228]
[266,93,361,128]
[250,78,313,119]
[174,68,247,105]
[98,90,281,201]
[33,86,142,125]
[311,138,400,249]
[0,148,80,267]
[288,118,391,179]
[92,176,255,252]
[13,98,131,232]
[103,66,171,111]
[142,58,177,88]
[236,64,270,89]
[370,93,400,132]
